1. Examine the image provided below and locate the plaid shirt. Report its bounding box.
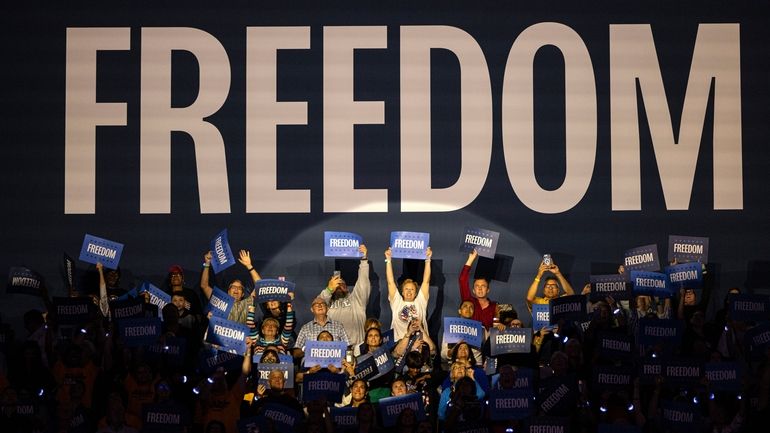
[294,317,350,350]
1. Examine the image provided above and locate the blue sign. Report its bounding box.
[597,332,634,360]
[662,358,702,385]
[665,262,702,290]
[661,401,699,432]
[352,352,380,382]
[255,363,294,388]
[303,340,347,368]
[254,279,294,303]
[146,337,186,366]
[459,226,500,259]
[668,235,709,264]
[443,317,484,348]
[538,379,575,415]
[62,253,76,290]
[491,367,534,392]
[209,229,236,274]
[260,403,302,433]
[488,389,534,420]
[704,362,743,391]
[490,328,532,355]
[6,267,44,296]
[198,349,243,375]
[79,233,124,269]
[638,318,683,345]
[589,274,630,301]
[744,323,770,360]
[631,271,671,297]
[532,304,550,331]
[206,316,249,354]
[142,403,187,431]
[638,357,664,385]
[593,365,632,390]
[302,371,346,403]
[324,231,364,257]
[381,328,396,350]
[623,244,660,272]
[729,293,770,322]
[330,407,358,430]
[549,295,587,322]
[528,418,570,433]
[53,296,93,325]
[390,231,430,259]
[119,317,162,347]
[369,346,395,380]
[110,296,145,320]
[378,393,426,427]
[237,416,261,433]
[206,286,235,319]
[140,282,171,313]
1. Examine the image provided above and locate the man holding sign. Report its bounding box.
[201,249,261,324]
[458,250,499,329]
[318,244,371,346]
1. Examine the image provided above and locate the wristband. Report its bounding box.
[534,277,540,282]
[247,267,255,272]
[384,259,390,263]
[425,258,431,262]
[202,263,210,268]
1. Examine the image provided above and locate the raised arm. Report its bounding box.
[526,262,549,305]
[350,244,371,305]
[385,247,398,302]
[419,247,432,301]
[458,250,477,302]
[238,250,262,283]
[200,251,213,299]
[551,263,575,296]
[95,262,110,319]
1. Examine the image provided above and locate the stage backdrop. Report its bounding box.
[2,1,769,331]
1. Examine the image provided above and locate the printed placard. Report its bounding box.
[142,403,188,431]
[302,371,346,403]
[119,317,162,347]
[389,231,430,259]
[443,317,484,348]
[459,226,500,259]
[668,235,709,264]
[206,286,235,319]
[665,263,702,290]
[110,297,145,320]
[527,417,570,433]
[303,340,347,368]
[729,293,770,322]
[532,304,550,331]
[630,271,671,298]
[638,318,683,345]
[549,295,587,323]
[116,286,138,302]
[381,328,396,350]
[198,349,243,375]
[146,337,186,366]
[369,346,395,380]
[593,365,632,390]
[352,352,380,382]
[597,332,634,360]
[255,363,294,388]
[378,393,426,427]
[6,267,44,296]
[488,389,534,420]
[492,367,534,392]
[638,357,664,385]
[206,316,249,354]
[490,328,532,355]
[140,282,171,313]
[254,279,294,303]
[704,362,743,391]
[661,401,699,432]
[62,253,76,289]
[237,416,261,433]
[79,234,124,269]
[260,403,302,433]
[744,323,770,360]
[589,274,630,301]
[53,296,93,325]
[538,379,575,415]
[210,229,236,274]
[623,244,660,272]
[324,231,364,258]
[330,407,358,430]
[662,358,702,384]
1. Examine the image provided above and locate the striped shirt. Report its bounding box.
[294,318,350,350]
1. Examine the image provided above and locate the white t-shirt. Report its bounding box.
[389,290,429,340]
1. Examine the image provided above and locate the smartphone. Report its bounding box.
[333,270,341,278]
[345,348,354,363]
[543,254,552,266]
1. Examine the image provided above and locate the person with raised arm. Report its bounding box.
[525,257,575,312]
[318,244,371,347]
[385,246,433,340]
[200,249,261,324]
[458,249,499,329]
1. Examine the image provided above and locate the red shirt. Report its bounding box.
[458,265,497,329]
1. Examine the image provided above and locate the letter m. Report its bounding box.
[610,24,742,210]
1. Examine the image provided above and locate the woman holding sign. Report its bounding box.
[385,246,433,341]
